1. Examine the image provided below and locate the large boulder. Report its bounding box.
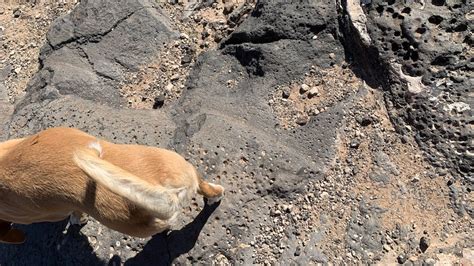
[16,0,177,110]
[341,0,473,181]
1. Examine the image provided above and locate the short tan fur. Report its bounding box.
[0,127,224,243]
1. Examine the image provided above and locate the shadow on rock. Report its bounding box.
[0,220,103,265]
[125,201,220,266]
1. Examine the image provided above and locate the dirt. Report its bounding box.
[256,64,473,264]
[119,40,189,109]
[0,0,253,109]
[269,64,364,128]
[0,1,78,103]
[119,0,254,109]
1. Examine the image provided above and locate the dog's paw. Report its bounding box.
[206,195,223,205]
[69,212,89,226]
[206,183,225,205]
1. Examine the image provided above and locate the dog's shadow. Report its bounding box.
[0,202,219,265]
[0,220,104,265]
[124,201,221,266]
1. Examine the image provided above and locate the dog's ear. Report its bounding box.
[0,228,26,244]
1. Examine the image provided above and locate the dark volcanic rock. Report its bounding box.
[0,0,352,264]
[222,0,334,46]
[0,0,177,263]
[5,0,179,146]
[340,0,473,181]
[20,0,177,109]
[8,96,176,146]
[168,1,347,263]
[420,236,430,253]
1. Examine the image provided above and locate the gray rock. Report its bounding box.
[13,8,21,18]
[23,0,178,109]
[340,0,473,180]
[374,151,400,176]
[0,0,352,264]
[420,236,430,253]
[282,87,291,98]
[222,0,337,46]
[368,151,400,184]
[356,115,374,127]
[3,0,467,264]
[0,82,13,141]
[290,231,327,264]
[0,64,12,80]
[308,87,319,98]
[346,200,386,263]
[350,139,361,149]
[300,84,310,93]
[397,254,407,264]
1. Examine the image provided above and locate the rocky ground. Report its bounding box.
[120,0,254,109]
[0,0,472,265]
[0,1,78,103]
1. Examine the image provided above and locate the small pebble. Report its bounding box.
[300,84,310,94]
[420,236,430,252]
[308,87,319,98]
[13,8,21,18]
[294,246,301,256]
[296,115,309,126]
[282,87,291,99]
[350,139,360,149]
[397,254,407,264]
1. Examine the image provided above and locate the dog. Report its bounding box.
[0,127,224,244]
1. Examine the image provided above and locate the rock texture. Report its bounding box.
[0,1,76,104]
[0,0,472,265]
[0,82,12,141]
[23,0,177,108]
[341,0,473,181]
[340,0,473,223]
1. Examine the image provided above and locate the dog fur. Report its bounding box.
[0,127,224,244]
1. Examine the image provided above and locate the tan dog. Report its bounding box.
[0,127,224,244]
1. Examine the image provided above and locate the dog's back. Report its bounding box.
[0,128,169,232]
[0,128,106,223]
[0,127,223,238]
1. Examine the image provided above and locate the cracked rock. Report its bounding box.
[27,0,178,108]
